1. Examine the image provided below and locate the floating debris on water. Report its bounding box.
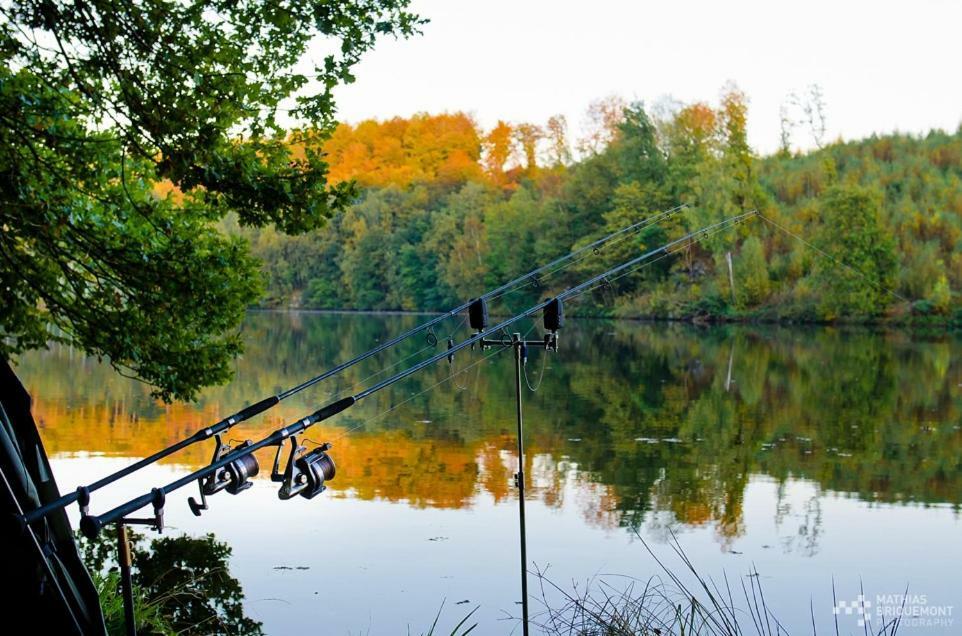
[661,437,682,443]
[273,566,310,571]
[568,438,582,442]
[427,536,449,542]
[635,437,659,444]
[455,600,471,605]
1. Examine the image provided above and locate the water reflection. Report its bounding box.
[79,528,262,635]
[15,313,962,550]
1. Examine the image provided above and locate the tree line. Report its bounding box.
[234,87,962,324]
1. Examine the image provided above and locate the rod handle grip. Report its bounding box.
[310,397,356,424]
[232,396,280,424]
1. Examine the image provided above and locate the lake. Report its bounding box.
[14,311,962,634]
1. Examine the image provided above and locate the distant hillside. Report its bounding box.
[228,91,962,324]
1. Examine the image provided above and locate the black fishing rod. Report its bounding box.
[20,204,685,528]
[78,209,755,539]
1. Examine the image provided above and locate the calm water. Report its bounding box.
[15,312,962,634]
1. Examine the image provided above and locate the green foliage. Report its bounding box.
[813,185,898,319]
[91,570,173,636]
[0,0,422,400]
[79,529,263,636]
[233,93,960,326]
[734,236,770,308]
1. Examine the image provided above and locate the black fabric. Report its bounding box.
[1,358,106,634]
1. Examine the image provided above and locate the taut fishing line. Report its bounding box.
[327,334,517,444]
[484,204,688,308]
[581,214,756,296]
[316,206,692,426]
[756,212,910,303]
[321,314,470,405]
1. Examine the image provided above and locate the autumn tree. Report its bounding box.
[483,120,516,182]
[322,113,484,188]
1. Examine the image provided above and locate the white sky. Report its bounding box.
[328,0,962,156]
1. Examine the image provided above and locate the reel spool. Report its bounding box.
[188,437,259,516]
[272,439,336,500]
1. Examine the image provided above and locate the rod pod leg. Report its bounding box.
[116,523,137,636]
[512,333,530,636]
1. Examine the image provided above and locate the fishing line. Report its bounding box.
[322,314,470,404]
[523,347,548,392]
[328,217,743,434]
[485,205,688,308]
[328,342,511,443]
[330,319,545,443]
[293,204,682,407]
[577,216,754,298]
[756,212,910,303]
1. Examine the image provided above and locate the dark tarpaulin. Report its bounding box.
[1,358,106,634]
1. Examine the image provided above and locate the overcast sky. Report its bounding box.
[327,0,962,155]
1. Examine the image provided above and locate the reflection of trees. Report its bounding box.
[79,530,262,635]
[17,314,962,544]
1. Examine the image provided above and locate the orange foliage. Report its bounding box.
[483,120,515,185]
[674,103,717,147]
[29,386,623,514]
[321,112,485,188]
[30,395,540,510]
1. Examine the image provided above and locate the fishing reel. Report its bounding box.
[188,435,259,516]
[271,437,336,500]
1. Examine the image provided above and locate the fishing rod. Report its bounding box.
[19,203,686,528]
[77,209,756,540]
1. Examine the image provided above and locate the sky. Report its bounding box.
[327,0,962,156]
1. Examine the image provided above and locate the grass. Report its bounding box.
[522,531,904,636]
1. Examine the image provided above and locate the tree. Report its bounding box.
[614,102,668,191]
[0,0,423,400]
[734,236,770,307]
[814,186,898,319]
[514,123,544,174]
[544,115,572,167]
[483,120,515,182]
[578,95,627,156]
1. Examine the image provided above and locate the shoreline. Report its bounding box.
[249,306,961,331]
